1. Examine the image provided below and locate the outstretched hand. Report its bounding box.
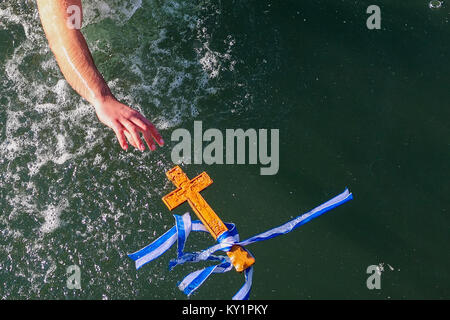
[94,96,164,151]
[37,0,164,152]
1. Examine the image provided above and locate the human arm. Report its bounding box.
[36,0,164,151]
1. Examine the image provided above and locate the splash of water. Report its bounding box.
[0,0,237,299]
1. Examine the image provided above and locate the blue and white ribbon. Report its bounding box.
[128,188,353,299]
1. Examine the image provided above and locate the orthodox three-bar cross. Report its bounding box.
[162,166,255,272]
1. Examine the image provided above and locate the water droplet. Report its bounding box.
[429,0,443,9]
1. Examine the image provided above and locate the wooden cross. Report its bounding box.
[162,166,255,272]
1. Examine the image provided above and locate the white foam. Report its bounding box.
[40,199,68,234]
[82,0,143,26]
[195,22,237,79]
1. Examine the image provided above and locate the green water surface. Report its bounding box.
[0,0,449,299]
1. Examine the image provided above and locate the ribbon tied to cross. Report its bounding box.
[128,166,353,299]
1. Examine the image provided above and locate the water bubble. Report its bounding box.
[429,0,443,9]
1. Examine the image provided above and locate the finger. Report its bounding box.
[122,120,145,151]
[131,115,164,147]
[142,130,156,151]
[130,116,157,150]
[112,123,128,150]
[124,130,138,149]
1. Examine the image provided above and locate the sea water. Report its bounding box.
[0,0,449,299]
